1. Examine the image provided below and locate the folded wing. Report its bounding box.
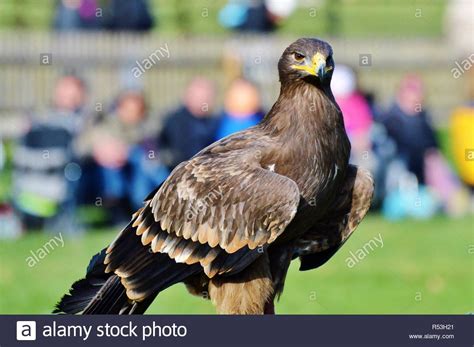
[295,165,374,270]
[104,143,301,302]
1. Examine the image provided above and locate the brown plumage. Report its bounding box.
[55,38,374,315]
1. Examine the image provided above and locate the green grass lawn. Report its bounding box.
[0,214,472,314]
[0,0,446,38]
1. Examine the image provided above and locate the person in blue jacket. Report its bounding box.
[216,78,264,140]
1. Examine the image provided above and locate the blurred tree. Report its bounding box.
[12,0,27,28]
[174,0,192,34]
[325,0,340,36]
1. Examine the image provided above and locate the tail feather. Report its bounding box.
[54,248,131,314]
[54,223,201,314]
[82,275,128,314]
[54,249,114,314]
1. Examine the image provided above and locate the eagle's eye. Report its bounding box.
[292,52,305,62]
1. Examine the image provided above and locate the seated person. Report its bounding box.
[381,74,468,218]
[77,90,168,222]
[215,78,264,140]
[331,65,393,208]
[12,74,87,232]
[381,75,438,185]
[159,78,218,171]
[331,65,374,166]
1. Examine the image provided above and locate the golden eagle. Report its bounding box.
[55,38,373,314]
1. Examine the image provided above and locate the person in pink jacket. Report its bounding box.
[331,65,374,167]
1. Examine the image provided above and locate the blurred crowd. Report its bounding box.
[0,0,472,236]
[331,66,473,220]
[52,0,296,33]
[0,73,268,235]
[0,63,472,236]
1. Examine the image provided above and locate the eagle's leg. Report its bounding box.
[264,299,275,314]
[208,253,273,314]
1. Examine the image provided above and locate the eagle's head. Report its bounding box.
[278,38,335,87]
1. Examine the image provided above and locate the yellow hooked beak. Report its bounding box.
[292,52,333,77]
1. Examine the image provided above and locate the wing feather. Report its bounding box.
[106,134,301,282]
[150,148,300,254]
[294,165,374,270]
